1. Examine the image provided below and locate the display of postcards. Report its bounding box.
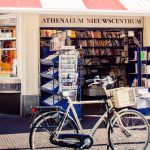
[59,49,79,93]
[60,59,78,64]
[69,50,78,55]
[60,73,78,86]
[62,86,78,90]
[60,57,78,64]
[60,69,76,73]
[61,79,77,86]
[61,50,78,55]
[60,54,77,59]
[61,73,78,80]
[61,89,77,101]
[60,64,77,70]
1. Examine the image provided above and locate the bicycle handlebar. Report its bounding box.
[86,75,116,89]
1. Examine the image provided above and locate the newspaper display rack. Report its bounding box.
[59,46,79,101]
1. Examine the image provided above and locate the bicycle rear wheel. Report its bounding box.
[108,109,150,150]
[29,112,79,150]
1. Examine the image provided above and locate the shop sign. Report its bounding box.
[40,15,143,28]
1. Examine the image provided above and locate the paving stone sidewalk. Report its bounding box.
[0,115,150,150]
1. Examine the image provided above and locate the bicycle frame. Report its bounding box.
[56,96,114,137]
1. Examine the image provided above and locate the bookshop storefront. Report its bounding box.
[1,8,150,115]
[1,1,150,116]
[39,15,145,114]
[1,14,150,116]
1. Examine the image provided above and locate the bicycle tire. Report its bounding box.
[29,112,79,150]
[108,109,150,150]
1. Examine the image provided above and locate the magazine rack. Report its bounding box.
[40,50,60,105]
[56,46,82,118]
[59,46,79,101]
[40,46,82,118]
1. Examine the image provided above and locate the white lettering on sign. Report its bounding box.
[40,15,143,28]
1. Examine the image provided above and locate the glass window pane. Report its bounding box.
[0,20,17,78]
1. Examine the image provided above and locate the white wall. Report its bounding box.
[143,17,150,47]
[18,14,40,95]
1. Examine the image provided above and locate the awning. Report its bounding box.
[0,0,150,16]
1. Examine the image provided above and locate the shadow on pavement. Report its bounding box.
[0,115,31,135]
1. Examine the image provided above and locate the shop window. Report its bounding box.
[0,19,17,77]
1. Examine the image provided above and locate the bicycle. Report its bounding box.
[29,76,150,150]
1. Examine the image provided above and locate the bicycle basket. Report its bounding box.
[106,87,136,108]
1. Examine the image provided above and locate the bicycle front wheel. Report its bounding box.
[29,112,79,150]
[108,109,150,150]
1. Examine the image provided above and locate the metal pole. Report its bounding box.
[137,47,142,86]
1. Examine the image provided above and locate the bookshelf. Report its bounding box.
[66,30,127,91]
[128,31,143,87]
[128,47,150,89]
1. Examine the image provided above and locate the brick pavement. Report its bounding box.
[0,115,150,150]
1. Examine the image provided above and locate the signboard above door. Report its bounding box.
[40,15,143,28]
